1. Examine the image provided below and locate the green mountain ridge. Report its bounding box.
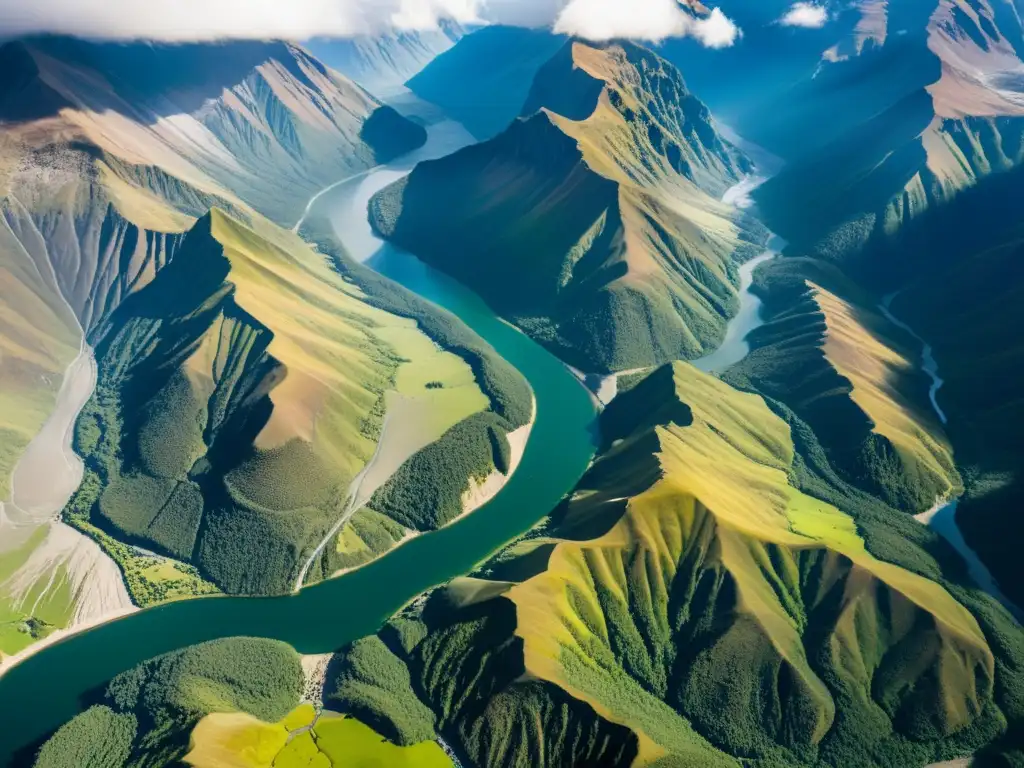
[372,39,765,373]
[725,257,960,514]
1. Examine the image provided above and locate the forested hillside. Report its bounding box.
[309,363,1024,767]
[374,39,765,373]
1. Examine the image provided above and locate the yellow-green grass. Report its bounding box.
[186,711,288,768]
[377,324,487,427]
[810,282,958,501]
[335,525,372,557]
[506,362,991,762]
[206,210,490,503]
[185,706,451,768]
[356,324,490,503]
[0,527,75,656]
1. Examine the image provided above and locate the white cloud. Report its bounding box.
[691,8,742,48]
[779,2,829,28]
[0,0,483,40]
[553,0,739,45]
[0,0,740,47]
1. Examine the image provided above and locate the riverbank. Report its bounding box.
[324,398,537,583]
[0,340,136,674]
[460,397,536,517]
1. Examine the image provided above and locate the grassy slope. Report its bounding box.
[316,362,1017,768]
[504,363,988,765]
[374,40,762,373]
[0,38,429,501]
[61,208,500,600]
[185,707,451,768]
[727,257,959,513]
[0,527,71,655]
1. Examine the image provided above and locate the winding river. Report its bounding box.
[0,106,598,765]
[0,103,843,763]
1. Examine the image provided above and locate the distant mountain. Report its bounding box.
[407,25,566,139]
[697,0,1024,271]
[374,39,766,373]
[305,20,464,97]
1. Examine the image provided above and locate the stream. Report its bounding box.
[878,295,1023,621]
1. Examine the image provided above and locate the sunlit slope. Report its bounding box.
[501,362,989,764]
[186,705,452,768]
[318,362,1001,768]
[729,258,958,512]
[64,209,491,598]
[0,38,428,500]
[373,40,763,372]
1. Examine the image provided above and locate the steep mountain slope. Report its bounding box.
[306,20,463,96]
[311,362,1020,767]
[749,0,1024,268]
[0,37,425,480]
[406,25,567,140]
[0,37,527,659]
[893,191,1024,608]
[727,257,960,513]
[374,40,764,373]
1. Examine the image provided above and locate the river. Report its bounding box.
[0,107,598,765]
[693,161,784,375]
[0,103,815,763]
[693,235,784,375]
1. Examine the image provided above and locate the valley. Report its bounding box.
[4,7,1024,768]
[0,101,599,765]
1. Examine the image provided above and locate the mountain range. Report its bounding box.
[5,6,1024,768]
[0,37,529,662]
[373,39,765,373]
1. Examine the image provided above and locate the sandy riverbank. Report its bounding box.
[326,398,538,582]
[0,341,137,676]
[460,397,536,517]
